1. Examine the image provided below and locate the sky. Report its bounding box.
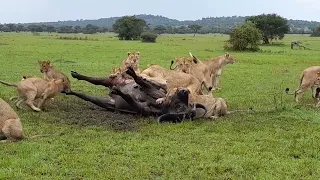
[1,0,320,23]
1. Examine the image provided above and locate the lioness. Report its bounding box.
[38,60,71,92]
[201,53,236,91]
[0,98,62,142]
[141,64,207,95]
[0,77,65,111]
[286,66,320,107]
[163,88,227,119]
[170,54,213,94]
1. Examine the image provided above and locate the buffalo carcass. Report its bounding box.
[65,67,206,123]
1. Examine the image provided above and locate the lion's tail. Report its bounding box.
[26,132,65,140]
[0,80,17,87]
[285,73,304,96]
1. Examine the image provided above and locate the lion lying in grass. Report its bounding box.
[164,88,228,119]
[0,98,62,142]
[141,64,207,95]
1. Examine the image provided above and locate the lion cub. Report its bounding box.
[38,60,71,92]
[113,52,141,75]
[0,77,65,112]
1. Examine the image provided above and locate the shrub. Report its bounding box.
[225,22,262,51]
[141,32,158,43]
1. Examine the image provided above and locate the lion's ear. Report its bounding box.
[127,52,132,56]
[225,53,230,58]
[38,60,41,64]
[135,51,140,56]
[47,60,51,64]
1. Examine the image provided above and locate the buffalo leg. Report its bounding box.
[110,86,160,116]
[66,90,116,110]
[126,68,166,98]
[71,71,112,87]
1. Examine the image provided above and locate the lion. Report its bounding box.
[201,53,236,91]
[116,51,141,74]
[0,98,63,142]
[38,60,71,92]
[163,88,228,120]
[141,64,208,95]
[170,53,213,94]
[0,77,65,112]
[286,66,320,107]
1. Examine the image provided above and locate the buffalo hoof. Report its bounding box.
[61,90,73,95]
[71,71,82,79]
[157,114,183,124]
[125,67,136,77]
[110,86,121,95]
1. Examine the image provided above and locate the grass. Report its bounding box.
[1,32,320,179]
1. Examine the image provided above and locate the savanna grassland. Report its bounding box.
[1,32,320,179]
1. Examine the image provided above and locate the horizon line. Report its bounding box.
[2,13,320,24]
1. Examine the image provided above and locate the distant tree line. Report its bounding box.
[0,24,109,34]
[0,22,232,35]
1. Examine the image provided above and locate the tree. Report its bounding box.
[113,16,147,40]
[83,24,99,34]
[154,25,166,35]
[73,26,82,33]
[246,14,289,44]
[225,22,262,51]
[2,26,10,32]
[99,27,109,33]
[47,25,56,33]
[27,25,43,32]
[0,24,3,32]
[6,24,16,32]
[311,26,320,37]
[188,24,202,36]
[57,26,73,33]
[16,25,25,32]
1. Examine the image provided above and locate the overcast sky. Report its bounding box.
[1,0,320,23]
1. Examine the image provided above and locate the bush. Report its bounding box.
[225,22,262,51]
[141,32,158,43]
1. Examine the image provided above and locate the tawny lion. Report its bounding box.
[0,77,65,112]
[200,53,236,91]
[286,66,320,107]
[170,54,213,94]
[165,88,228,119]
[141,64,208,95]
[112,51,141,75]
[0,98,62,142]
[38,60,71,92]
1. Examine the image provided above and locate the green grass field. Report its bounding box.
[1,32,320,179]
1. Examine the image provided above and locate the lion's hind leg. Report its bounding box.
[295,83,311,103]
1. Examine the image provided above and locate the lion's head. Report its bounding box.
[38,60,52,73]
[170,57,193,73]
[223,53,236,64]
[125,51,140,69]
